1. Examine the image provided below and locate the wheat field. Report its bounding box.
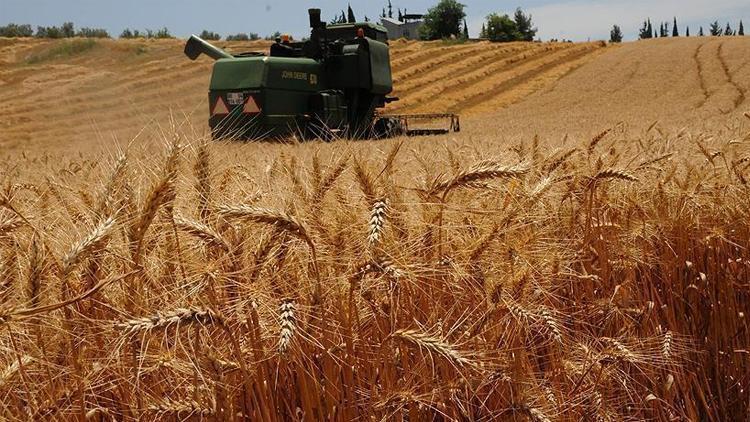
[1,35,750,421]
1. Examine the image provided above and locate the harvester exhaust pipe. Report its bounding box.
[308,8,322,29]
[184,34,233,61]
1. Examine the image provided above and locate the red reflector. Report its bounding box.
[243,96,261,114]
[212,96,230,115]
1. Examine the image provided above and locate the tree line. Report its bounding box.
[610,17,745,42]
[0,21,284,41]
[0,22,109,38]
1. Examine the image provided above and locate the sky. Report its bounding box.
[1,0,748,41]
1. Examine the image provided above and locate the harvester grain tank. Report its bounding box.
[184,8,460,140]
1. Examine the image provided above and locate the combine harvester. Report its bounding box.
[185,8,460,140]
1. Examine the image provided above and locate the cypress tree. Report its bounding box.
[398,8,403,21]
[699,26,704,36]
[347,4,356,23]
[710,21,721,36]
[672,17,679,36]
[610,25,623,43]
[724,22,733,36]
[480,23,486,38]
[647,19,653,38]
[740,20,745,36]
[639,20,651,39]
[463,19,469,39]
[388,0,393,18]
[686,26,690,37]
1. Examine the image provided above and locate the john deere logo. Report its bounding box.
[309,74,318,85]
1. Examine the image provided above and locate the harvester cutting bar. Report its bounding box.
[381,113,461,136]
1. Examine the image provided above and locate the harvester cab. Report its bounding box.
[184,8,460,140]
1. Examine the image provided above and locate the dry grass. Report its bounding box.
[0,117,748,421]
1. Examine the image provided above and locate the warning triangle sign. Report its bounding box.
[243,96,261,114]
[212,97,229,115]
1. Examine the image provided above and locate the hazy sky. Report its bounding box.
[1,0,748,41]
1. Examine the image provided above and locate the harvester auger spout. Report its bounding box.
[185,9,461,141]
[184,35,233,61]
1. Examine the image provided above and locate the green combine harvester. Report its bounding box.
[184,8,460,140]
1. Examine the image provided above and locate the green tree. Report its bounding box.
[709,21,721,36]
[388,0,393,18]
[672,17,678,36]
[699,26,704,36]
[77,27,109,38]
[686,26,690,37]
[154,27,172,38]
[513,8,536,41]
[482,13,519,42]
[199,30,221,40]
[740,20,745,36]
[463,19,469,39]
[61,22,75,37]
[347,4,356,23]
[609,25,623,43]
[419,0,466,40]
[225,33,249,41]
[0,23,34,37]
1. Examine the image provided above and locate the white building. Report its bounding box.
[380,16,423,40]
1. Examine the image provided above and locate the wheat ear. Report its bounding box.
[588,128,611,155]
[432,161,529,196]
[115,308,221,335]
[368,199,388,247]
[61,217,115,276]
[0,355,34,388]
[592,169,639,183]
[278,299,296,353]
[392,329,475,368]
[0,217,24,236]
[174,214,228,251]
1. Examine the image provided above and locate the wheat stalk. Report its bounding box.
[146,398,215,417]
[194,139,211,222]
